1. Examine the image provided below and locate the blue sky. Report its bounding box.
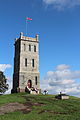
[0,0,80,96]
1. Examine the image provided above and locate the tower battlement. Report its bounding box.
[15,32,39,42]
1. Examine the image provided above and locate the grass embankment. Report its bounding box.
[0,93,26,106]
[0,93,80,120]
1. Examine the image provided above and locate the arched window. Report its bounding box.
[27,80,32,88]
[29,45,31,51]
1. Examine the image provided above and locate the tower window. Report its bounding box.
[25,58,27,67]
[34,45,36,52]
[32,59,34,67]
[29,45,31,51]
[35,76,37,85]
[24,44,26,51]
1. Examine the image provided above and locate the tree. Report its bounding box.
[0,71,8,93]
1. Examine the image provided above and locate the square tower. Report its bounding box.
[12,32,40,93]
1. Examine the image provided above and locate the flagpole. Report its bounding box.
[26,17,32,36]
[26,18,28,36]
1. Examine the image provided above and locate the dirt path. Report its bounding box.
[0,102,31,115]
[0,102,44,115]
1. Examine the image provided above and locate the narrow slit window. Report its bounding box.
[34,45,36,52]
[32,59,34,67]
[35,76,37,85]
[25,58,27,67]
[24,44,26,51]
[29,45,31,51]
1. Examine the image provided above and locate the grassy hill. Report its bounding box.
[0,93,80,120]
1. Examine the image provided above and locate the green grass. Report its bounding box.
[0,93,80,120]
[0,93,26,106]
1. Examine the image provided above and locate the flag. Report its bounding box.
[26,17,32,21]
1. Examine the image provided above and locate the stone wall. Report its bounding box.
[12,33,40,93]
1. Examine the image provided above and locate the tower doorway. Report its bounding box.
[27,80,32,88]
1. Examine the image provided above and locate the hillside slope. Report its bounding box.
[0,93,80,120]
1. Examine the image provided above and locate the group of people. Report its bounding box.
[31,87,38,93]
[27,84,48,95]
[43,90,48,95]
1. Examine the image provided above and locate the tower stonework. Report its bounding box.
[12,32,40,93]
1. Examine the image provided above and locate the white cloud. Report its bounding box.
[41,64,80,97]
[0,64,12,72]
[56,64,70,71]
[43,0,80,10]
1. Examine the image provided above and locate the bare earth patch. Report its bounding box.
[0,102,44,115]
[0,102,31,115]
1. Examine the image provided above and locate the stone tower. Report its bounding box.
[12,32,40,93]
